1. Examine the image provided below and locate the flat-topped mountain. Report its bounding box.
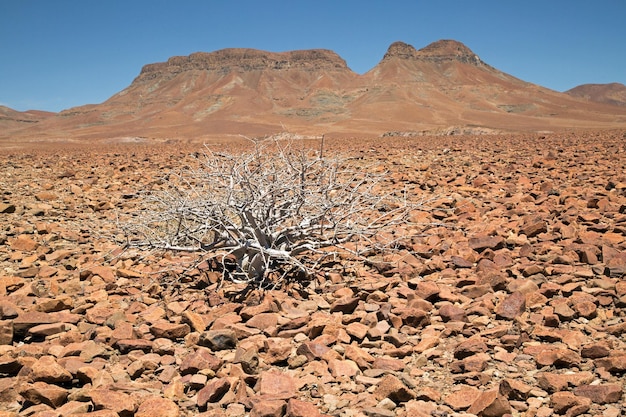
[3,40,626,142]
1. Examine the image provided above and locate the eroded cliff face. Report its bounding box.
[135,48,353,83]
[383,40,485,66]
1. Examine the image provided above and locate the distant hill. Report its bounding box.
[3,40,626,142]
[565,83,626,107]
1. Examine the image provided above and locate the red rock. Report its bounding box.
[246,312,279,330]
[29,355,72,383]
[413,281,440,301]
[328,359,359,378]
[536,372,594,393]
[296,341,330,361]
[495,291,526,319]
[135,397,180,417]
[580,342,610,358]
[438,303,467,322]
[12,311,53,336]
[468,235,504,252]
[393,307,429,328]
[594,354,626,373]
[454,337,488,359]
[257,370,297,400]
[250,398,286,417]
[345,321,370,340]
[467,388,511,417]
[573,384,622,404]
[329,296,360,314]
[89,388,137,416]
[286,398,322,417]
[197,378,231,407]
[372,357,406,372]
[374,374,416,403]
[343,344,374,369]
[150,320,191,339]
[521,219,547,237]
[9,235,39,251]
[180,348,222,374]
[534,347,581,367]
[182,310,207,332]
[444,386,480,410]
[550,391,591,415]
[264,337,293,364]
[20,381,68,408]
[0,320,13,345]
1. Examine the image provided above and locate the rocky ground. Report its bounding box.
[0,131,625,417]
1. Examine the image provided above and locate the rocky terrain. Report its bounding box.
[2,40,626,144]
[0,130,625,417]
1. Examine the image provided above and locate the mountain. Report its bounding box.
[3,40,626,142]
[565,83,626,107]
[0,106,54,136]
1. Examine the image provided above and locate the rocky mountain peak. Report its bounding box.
[382,41,420,60]
[382,39,484,66]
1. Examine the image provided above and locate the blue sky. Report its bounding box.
[1,0,625,112]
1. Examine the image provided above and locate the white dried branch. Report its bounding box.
[121,135,437,289]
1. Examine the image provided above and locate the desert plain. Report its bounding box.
[1,39,626,417]
[0,129,625,417]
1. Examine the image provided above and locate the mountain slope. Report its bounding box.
[565,83,626,107]
[3,40,626,142]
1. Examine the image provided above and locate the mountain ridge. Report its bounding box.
[2,39,626,142]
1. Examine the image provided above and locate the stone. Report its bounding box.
[346,321,370,340]
[393,307,429,328]
[328,359,359,378]
[29,355,72,383]
[9,235,39,252]
[0,320,13,345]
[573,384,622,404]
[468,235,504,252]
[495,291,526,319]
[264,337,293,364]
[257,370,297,400]
[329,296,360,314]
[296,341,330,361]
[250,398,286,417]
[285,398,322,417]
[20,381,68,408]
[197,378,231,406]
[580,342,610,358]
[89,388,137,416]
[182,310,207,332]
[150,321,191,339]
[454,337,488,359]
[374,374,415,403]
[234,346,259,374]
[444,386,481,410]
[199,329,238,350]
[467,388,511,417]
[135,397,180,417]
[246,312,279,330]
[551,391,581,414]
[438,304,467,322]
[180,349,222,374]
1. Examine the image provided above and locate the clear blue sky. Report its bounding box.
[1,0,625,112]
